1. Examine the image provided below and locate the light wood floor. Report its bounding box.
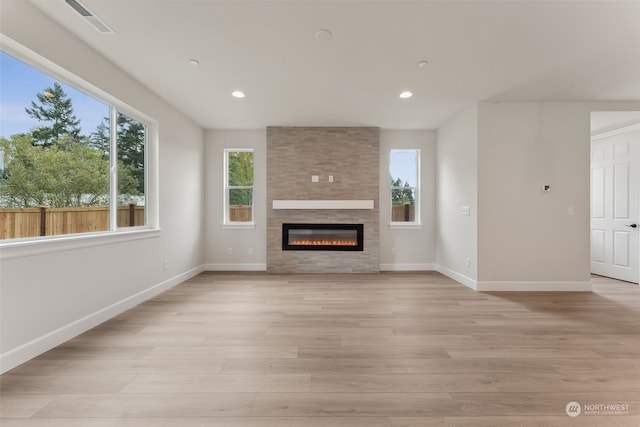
[2,272,640,426]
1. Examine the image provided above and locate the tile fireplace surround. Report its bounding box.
[266,127,380,273]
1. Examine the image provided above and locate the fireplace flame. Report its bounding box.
[290,239,357,246]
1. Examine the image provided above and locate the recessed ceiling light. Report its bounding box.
[188,59,200,66]
[417,60,429,68]
[315,29,332,41]
[231,90,245,98]
[399,91,413,99]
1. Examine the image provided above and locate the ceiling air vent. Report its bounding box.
[65,0,115,34]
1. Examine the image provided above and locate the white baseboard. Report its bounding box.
[476,281,593,292]
[435,265,478,290]
[433,265,592,292]
[0,265,204,374]
[204,263,267,271]
[379,263,436,271]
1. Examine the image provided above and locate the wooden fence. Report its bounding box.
[0,205,144,240]
[392,204,415,222]
[229,205,252,222]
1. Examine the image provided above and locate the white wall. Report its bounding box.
[435,105,479,287]
[379,130,436,270]
[475,101,640,291]
[204,129,267,270]
[0,2,205,373]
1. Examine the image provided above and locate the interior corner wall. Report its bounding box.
[0,2,205,373]
[379,130,436,271]
[204,129,267,270]
[435,105,478,288]
[476,101,640,291]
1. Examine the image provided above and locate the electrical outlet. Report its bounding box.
[227,248,233,255]
[163,260,168,270]
[392,248,397,256]
[248,247,254,255]
[465,257,471,267]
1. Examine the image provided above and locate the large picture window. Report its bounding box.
[390,149,420,224]
[0,50,148,240]
[224,149,254,224]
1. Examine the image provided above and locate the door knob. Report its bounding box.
[626,224,638,228]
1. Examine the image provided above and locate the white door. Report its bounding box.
[591,125,639,283]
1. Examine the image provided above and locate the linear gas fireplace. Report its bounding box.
[282,223,364,251]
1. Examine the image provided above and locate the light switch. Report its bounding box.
[568,206,575,216]
[329,175,334,183]
[460,206,471,215]
[312,175,319,182]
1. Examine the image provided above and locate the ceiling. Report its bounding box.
[28,0,640,130]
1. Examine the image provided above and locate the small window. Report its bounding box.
[390,149,420,223]
[224,149,254,224]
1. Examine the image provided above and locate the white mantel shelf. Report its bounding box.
[272,200,374,210]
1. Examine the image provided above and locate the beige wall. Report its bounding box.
[204,129,267,271]
[435,105,479,287]
[379,130,437,271]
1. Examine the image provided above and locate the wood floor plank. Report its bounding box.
[221,358,390,374]
[250,392,462,417]
[310,373,499,392]
[120,374,310,393]
[164,418,393,427]
[144,345,298,359]
[444,346,603,359]
[0,419,166,427]
[5,359,226,376]
[32,393,255,418]
[0,395,58,418]
[298,345,449,359]
[384,358,560,374]
[0,375,135,394]
[485,373,640,392]
[340,335,480,346]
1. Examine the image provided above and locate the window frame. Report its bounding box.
[223,148,255,226]
[389,148,421,227]
[0,38,158,251]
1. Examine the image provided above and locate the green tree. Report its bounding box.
[91,113,145,194]
[0,134,138,208]
[391,176,415,205]
[24,82,82,147]
[228,151,253,205]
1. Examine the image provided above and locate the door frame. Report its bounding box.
[590,118,640,283]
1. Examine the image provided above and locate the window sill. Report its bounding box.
[0,228,161,261]
[389,223,422,230]
[221,223,256,230]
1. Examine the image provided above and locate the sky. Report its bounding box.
[390,150,418,187]
[0,51,108,139]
